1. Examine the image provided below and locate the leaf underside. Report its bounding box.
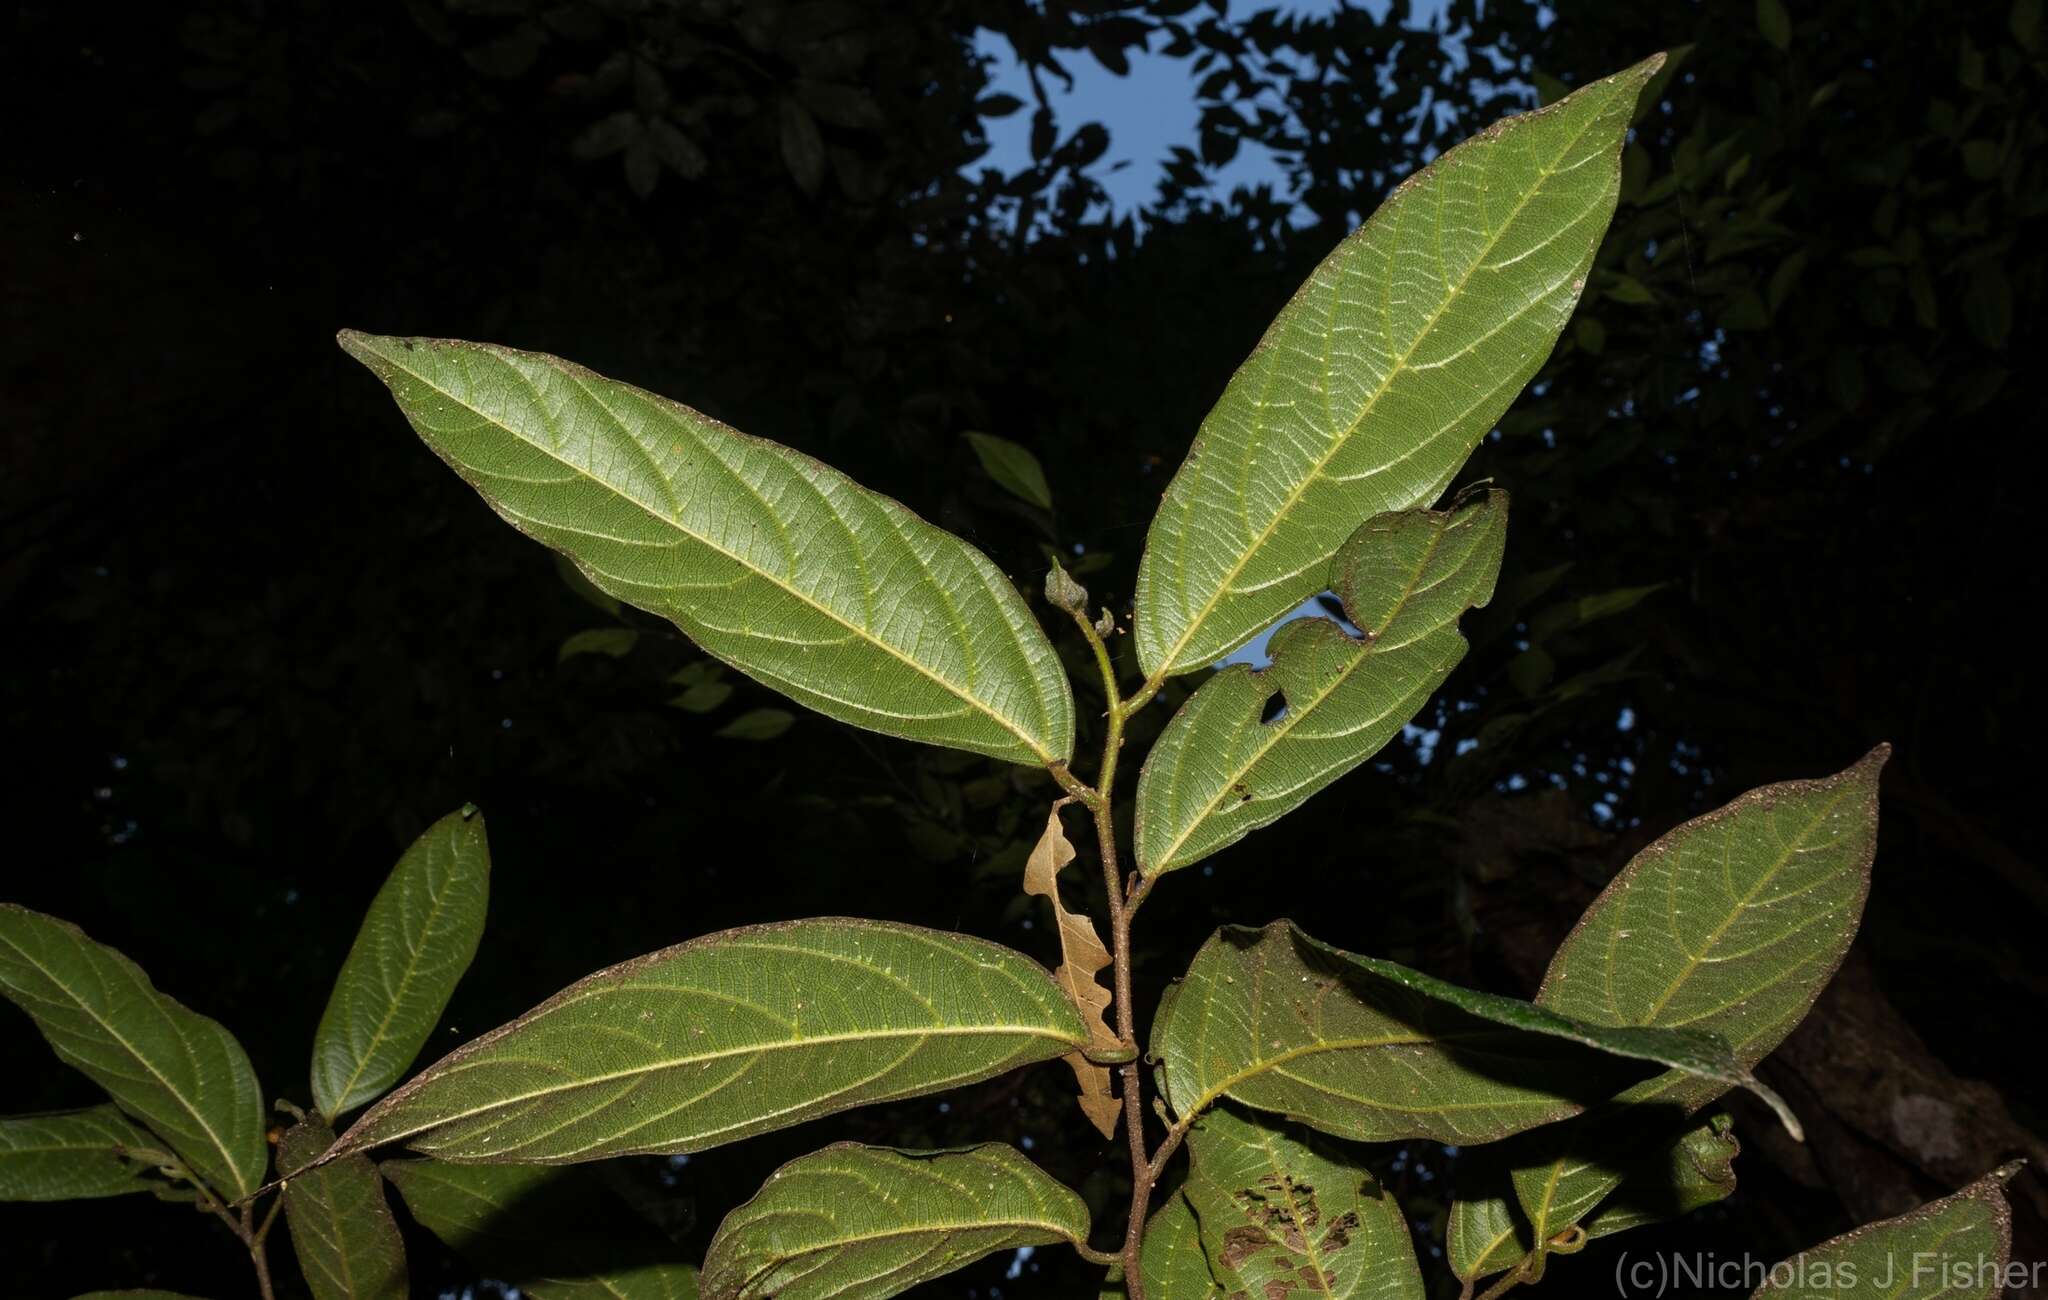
[279,1119,408,1300]
[1134,55,1663,678]
[1100,1192,1224,1299]
[1135,489,1506,876]
[702,1143,1090,1300]
[0,905,267,1200]
[1750,1165,2017,1299]
[340,332,1074,768]
[0,1105,158,1202]
[312,807,490,1121]
[334,918,1088,1163]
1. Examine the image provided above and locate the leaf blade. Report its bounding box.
[963,432,1054,510]
[334,918,1088,1163]
[702,1143,1090,1300]
[1751,1165,2016,1299]
[339,333,1074,767]
[1022,801,1120,1138]
[0,906,267,1199]
[1134,57,1663,678]
[312,807,490,1121]
[1135,490,1505,875]
[279,1119,408,1300]
[0,1106,158,1202]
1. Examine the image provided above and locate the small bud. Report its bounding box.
[1044,560,1088,613]
[1094,608,1116,638]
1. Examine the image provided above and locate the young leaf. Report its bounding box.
[1022,801,1120,1138]
[964,432,1055,510]
[1151,922,1772,1146]
[1750,1164,2017,1299]
[338,333,1075,768]
[1099,1193,1224,1299]
[1582,1113,1739,1240]
[1133,56,1663,678]
[333,918,1089,1163]
[1510,748,1887,1246]
[702,1143,1091,1300]
[1179,1104,1423,1300]
[278,1119,408,1300]
[311,807,490,1122]
[0,905,267,1199]
[1136,490,1506,876]
[382,1158,700,1300]
[0,1105,158,1202]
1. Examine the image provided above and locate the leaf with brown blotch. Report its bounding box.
[1022,801,1120,1139]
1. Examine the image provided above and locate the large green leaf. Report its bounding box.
[1508,748,1886,1247]
[1179,1104,1422,1300]
[333,918,1087,1163]
[1100,1194,1223,1300]
[312,807,490,1122]
[0,1105,158,1202]
[1750,1165,2017,1299]
[278,1119,407,1300]
[0,906,267,1199]
[382,1158,699,1300]
[1132,56,1663,678]
[339,332,1074,768]
[1151,922,1768,1145]
[1135,491,1505,876]
[702,1143,1090,1300]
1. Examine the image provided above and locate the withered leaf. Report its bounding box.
[1022,800,1120,1139]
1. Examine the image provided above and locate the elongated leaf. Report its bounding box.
[1180,1105,1422,1300]
[312,807,490,1122]
[334,918,1087,1163]
[703,1143,1090,1300]
[1445,1157,1530,1288]
[1022,801,1120,1138]
[383,1159,699,1300]
[1100,1193,1223,1300]
[1508,748,1886,1247]
[0,1105,157,1201]
[339,333,1074,767]
[278,1119,407,1300]
[1751,1165,2017,1299]
[1136,491,1505,875]
[0,906,266,1199]
[1152,922,1767,1145]
[964,432,1054,510]
[1133,57,1662,678]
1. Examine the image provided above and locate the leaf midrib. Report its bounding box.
[376,341,1056,764]
[1146,101,1607,677]
[325,843,466,1117]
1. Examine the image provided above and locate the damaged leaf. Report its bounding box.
[1135,490,1506,876]
[1022,801,1120,1139]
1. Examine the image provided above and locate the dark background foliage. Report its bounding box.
[4,0,2043,1295]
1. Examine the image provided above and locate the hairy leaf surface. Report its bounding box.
[1152,922,1765,1145]
[278,1119,407,1300]
[1100,1194,1223,1299]
[702,1143,1089,1300]
[0,906,266,1199]
[312,807,489,1121]
[0,1106,157,1202]
[340,333,1073,767]
[382,1159,699,1300]
[1136,490,1504,875]
[1180,1105,1422,1300]
[335,919,1087,1162]
[1583,1113,1739,1240]
[1509,749,1885,1247]
[1133,57,1662,678]
[1750,1165,2016,1299]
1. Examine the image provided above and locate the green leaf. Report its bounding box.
[779,99,826,195]
[1505,748,1885,1252]
[717,708,794,740]
[1151,922,1771,1146]
[558,627,640,661]
[1583,1113,1739,1240]
[1179,1104,1423,1300]
[1135,490,1505,876]
[702,1143,1091,1300]
[1751,1165,2017,1299]
[338,332,1075,768]
[312,808,490,1122]
[383,1158,699,1300]
[0,906,267,1199]
[1445,1158,1531,1288]
[0,1105,158,1201]
[1756,0,1792,49]
[1132,57,1662,679]
[278,1119,407,1300]
[1101,1192,1224,1299]
[963,432,1055,510]
[333,919,1088,1162]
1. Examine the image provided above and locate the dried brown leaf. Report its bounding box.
[1023,800,1120,1139]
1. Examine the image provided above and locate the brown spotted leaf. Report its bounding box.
[1022,801,1119,1139]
